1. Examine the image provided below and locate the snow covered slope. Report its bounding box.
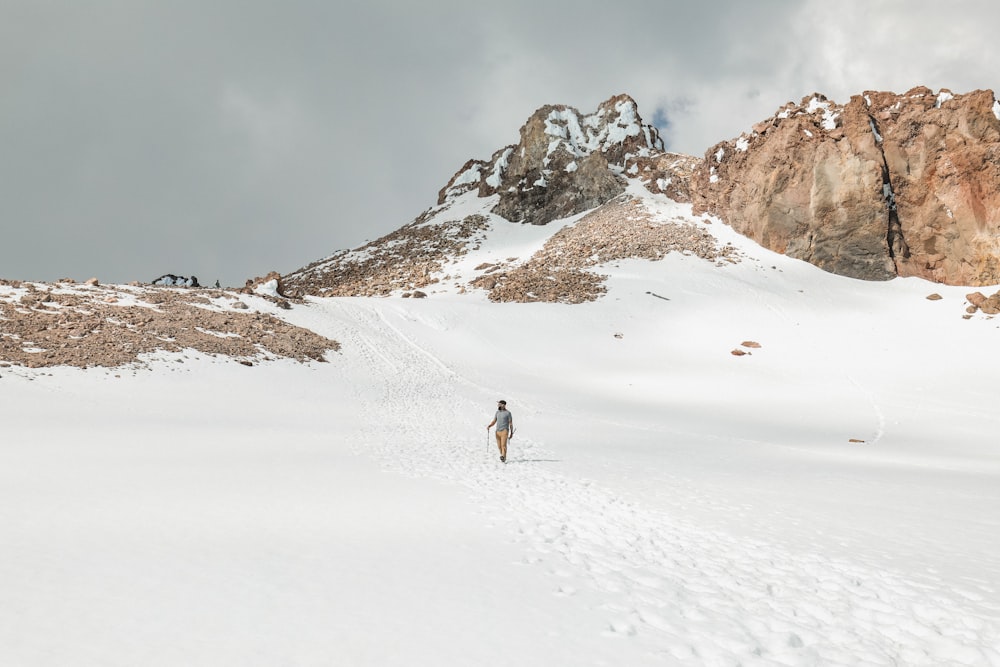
[3,185,1000,665]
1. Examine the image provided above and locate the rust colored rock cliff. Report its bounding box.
[692,87,1000,285]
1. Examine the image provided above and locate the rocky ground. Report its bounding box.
[284,195,740,304]
[282,214,490,298]
[0,279,338,370]
[473,197,741,303]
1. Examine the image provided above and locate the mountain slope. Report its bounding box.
[286,88,1000,297]
[3,89,1000,666]
[282,94,702,300]
[282,184,739,302]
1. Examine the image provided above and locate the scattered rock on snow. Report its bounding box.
[0,283,339,369]
[966,290,1000,315]
[282,214,490,298]
[478,197,741,304]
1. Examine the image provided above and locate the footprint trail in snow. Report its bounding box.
[335,301,1000,666]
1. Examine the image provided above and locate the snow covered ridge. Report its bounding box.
[0,279,337,369]
[541,97,660,161]
[283,183,742,303]
[729,87,992,157]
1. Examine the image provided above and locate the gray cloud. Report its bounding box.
[1,0,997,284]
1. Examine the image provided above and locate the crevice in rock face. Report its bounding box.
[883,166,910,262]
[870,115,910,269]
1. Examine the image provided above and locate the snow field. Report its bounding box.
[2,191,1000,665]
[302,284,1000,665]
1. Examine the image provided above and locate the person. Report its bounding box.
[487,399,514,463]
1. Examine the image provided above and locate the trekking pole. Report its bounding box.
[486,427,490,455]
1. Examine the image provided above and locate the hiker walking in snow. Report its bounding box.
[487,400,514,463]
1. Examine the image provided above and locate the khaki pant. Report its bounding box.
[495,429,509,456]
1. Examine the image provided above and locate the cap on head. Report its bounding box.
[497,400,506,405]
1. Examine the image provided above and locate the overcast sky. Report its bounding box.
[2,1,998,285]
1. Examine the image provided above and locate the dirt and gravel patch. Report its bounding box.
[282,214,490,297]
[0,280,338,370]
[472,197,741,303]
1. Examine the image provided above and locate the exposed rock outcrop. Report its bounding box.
[692,87,1000,285]
[152,274,200,287]
[438,94,668,225]
[242,271,288,297]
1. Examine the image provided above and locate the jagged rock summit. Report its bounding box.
[692,86,1000,285]
[438,93,697,223]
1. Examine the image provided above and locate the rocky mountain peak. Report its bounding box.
[515,93,665,169]
[284,86,1000,300]
[438,93,670,225]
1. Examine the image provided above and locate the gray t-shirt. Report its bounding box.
[494,409,512,433]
